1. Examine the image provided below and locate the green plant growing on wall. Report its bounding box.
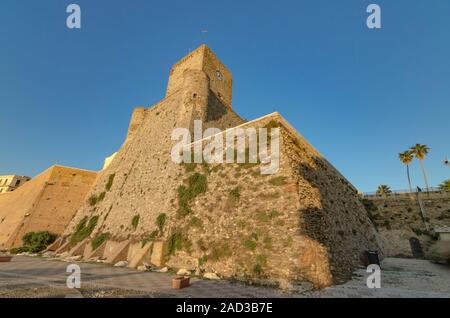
[141,230,159,247]
[98,191,106,202]
[268,176,287,186]
[229,187,241,204]
[156,213,166,233]
[189,216,203,228]
[91,232,110,250]
[70,215,99,246]
[131,214,140,230]
[88,195,98,206]
[209,242,232,261]
[105,173,115,191]
[198,255,208,266]
[243,238,257,250]
[177,173,207,218]
[166,229,192,257]
[253,264,263,276]
[256,254,267,267]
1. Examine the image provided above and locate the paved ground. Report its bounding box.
[0,256,449,298]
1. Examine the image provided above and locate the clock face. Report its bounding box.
[215,70,223,81]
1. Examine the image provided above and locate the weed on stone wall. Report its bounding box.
[88,192,106,206]
[141,230,159,247]
[189,216,203,228]
[105,173,115,191]
[229,187,241,205]
[91,232,110,250]
[243,237,257,250]
[166,228,192,257]
[198,255,208,266]
[70,216,99,246]
[156,213,166,233]
[209,241,232,261]
[131,214,140,231]
[253,254,267,276]
[177,173,207,218]
[268,176,287,186]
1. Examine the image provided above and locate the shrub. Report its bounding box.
[426,241,450,264]
[105,174,115,191]
[91,233,109,250]
[10,231,57,254]
[131,214,140,230]
[10,247,29,254]
[70,216,99,246]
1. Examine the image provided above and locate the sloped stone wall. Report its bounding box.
[365,192,450,257]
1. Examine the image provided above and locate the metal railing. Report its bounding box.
[362,187,448,198]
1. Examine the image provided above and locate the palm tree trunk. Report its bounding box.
[406,164,413,193]
[419,159,430,192]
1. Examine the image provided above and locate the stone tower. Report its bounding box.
[58,44,382,289]
[166,44,233,108]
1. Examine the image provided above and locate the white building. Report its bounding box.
[0,175,31,194]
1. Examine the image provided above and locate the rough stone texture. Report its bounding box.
[0,165,97,249]
[166,44,233,108]
[365,192,450,257]
[61,45,382,288]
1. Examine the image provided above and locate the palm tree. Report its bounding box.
[439,179,450,191]
[399,150,414,193]
[410,144,431,192]
[376,185,392,196]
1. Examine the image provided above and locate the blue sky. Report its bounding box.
[0,0,449,192]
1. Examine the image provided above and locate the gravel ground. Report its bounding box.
[0,256,449,298]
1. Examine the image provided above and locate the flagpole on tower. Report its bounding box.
[201,29,208,45]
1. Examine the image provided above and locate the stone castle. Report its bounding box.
[0,45,384,288]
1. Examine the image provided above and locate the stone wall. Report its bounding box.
[0,166,97,248]
[166,45,233,108]
[364,192,450,257]
[60,45,381,289]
